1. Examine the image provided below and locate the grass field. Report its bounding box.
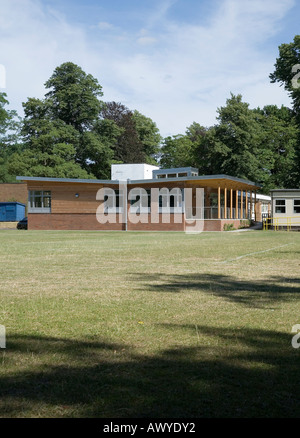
[0,229,299,418]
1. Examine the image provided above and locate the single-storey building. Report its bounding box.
[17,166,261,232]
[270,189,300,230]
[253,194,271,222]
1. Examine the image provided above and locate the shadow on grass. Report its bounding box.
[133,273,300,307]
[0,327,300,418]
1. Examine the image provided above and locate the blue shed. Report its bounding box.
[0,202,26,222]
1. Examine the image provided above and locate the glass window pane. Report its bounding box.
[43,197,51,208]
[34,196,42,208]
[294,200,300,213]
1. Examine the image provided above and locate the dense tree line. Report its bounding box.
[1,36,300,193]
[1,62,161,181]
[161,95,297,193]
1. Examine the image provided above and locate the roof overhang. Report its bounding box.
[16,175,261,190]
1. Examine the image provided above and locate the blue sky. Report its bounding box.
[0,0,299,137]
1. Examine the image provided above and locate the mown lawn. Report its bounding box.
[0,229,299,418]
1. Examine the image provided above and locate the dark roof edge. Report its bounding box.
[270,189,300,192]
[16,174,261,188]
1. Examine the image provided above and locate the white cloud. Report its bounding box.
[0,0,296,138]
[137,37,157,46]
[97,21,115,31]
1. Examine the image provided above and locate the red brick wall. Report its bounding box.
[28,214,124,231]
[0,183,27,204]
[204,219,244,231]
[127,213,185,231]
[29,214,245,232]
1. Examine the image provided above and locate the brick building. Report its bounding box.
[17,166,260,232]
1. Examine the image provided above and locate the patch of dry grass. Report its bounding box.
[0,230,299,417]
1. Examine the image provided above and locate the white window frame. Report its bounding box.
[293,199,300,214]
[28,190,51,213]
[275,199,286,214]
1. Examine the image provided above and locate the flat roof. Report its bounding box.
[0,201,26,206]
[270,189,300,192]
[16,174,261,188]
[153,167,198,173]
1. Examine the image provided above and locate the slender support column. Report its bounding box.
[255,191,257,222]
[236,190,239,219]
[250,191,253,221]
[245,191,248,219]
[241,190,244,219]
[224,187,227,219]
[218,186,221,219]
[230,189,233,219]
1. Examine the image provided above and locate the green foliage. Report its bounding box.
[7,64,161,180]
[8,96,90,179]
[159,93,298,194]
[160,135,196,168]
[132,110,161,163]
[101,102,145,163]
[238,220,251,229]
[223,223,236,231]
[0,92,22,182]
[270,35,300,185]
[45,62,104,132]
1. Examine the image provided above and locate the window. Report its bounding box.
[178,173,188,178]
[294,200,300,214]
[275,199,286,214]
[167,173,177,178]
[129,188,150,213]
[103,189,124,213]
[159,188,183,213]
[28,191,51,213]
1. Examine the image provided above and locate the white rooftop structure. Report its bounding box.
[111,163,159,181]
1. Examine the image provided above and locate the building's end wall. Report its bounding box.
[111,164,159,181]
[271,190,300,220]
[0,183,27,204]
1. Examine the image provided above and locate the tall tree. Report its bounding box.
[211,94,270,187]
[185,123,218,174]
[10,63,121,179]
[270,35,300,184]
[8,97,91,178]
[159,135,195,169]
[0,92,22,182]
[45,62,104,132]
[253,105,297,190]
[101,102,145,163]
[132,110,161,164]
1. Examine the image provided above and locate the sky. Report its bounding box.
[0,0,299,137]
